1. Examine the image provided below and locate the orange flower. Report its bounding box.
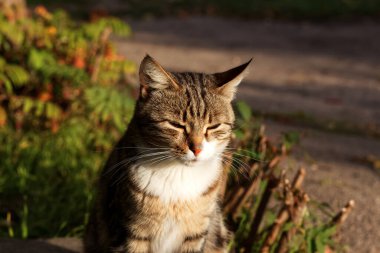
[34,5,52,20]
[51,119,59,133]
[0,107,6,127]
[47,26,57,36]
[325,246,334,253]
[104,44,115,60]
[73,57,85,69]
[38,92,52,102]
[4,10,15,22]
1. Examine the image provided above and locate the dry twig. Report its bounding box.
[91,27,112,82]
[260,206,290,253]
[242,174,281,249]
[259,168,307,253]
[330,200,355,227]
[232,171,262,219]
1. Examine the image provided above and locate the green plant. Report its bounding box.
[0,3,135,238]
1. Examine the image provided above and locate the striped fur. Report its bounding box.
[84,55,251,253]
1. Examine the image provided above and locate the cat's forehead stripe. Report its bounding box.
[176,72,209,124]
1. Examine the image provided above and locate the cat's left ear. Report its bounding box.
[213,59,252,101]
[139,54,179,98]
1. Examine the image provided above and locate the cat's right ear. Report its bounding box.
[213,59,252,101]
[139,55,179,98]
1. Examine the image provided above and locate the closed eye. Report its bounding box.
[207,124,222,131]
[167,121,186,130]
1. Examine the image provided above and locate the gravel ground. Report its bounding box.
[2,17,379,253]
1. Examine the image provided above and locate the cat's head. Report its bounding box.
[135,55,251,166]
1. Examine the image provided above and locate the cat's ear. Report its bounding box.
[139,54,179,98]
[213,59,252,101]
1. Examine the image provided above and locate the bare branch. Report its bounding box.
[330,200,355,226]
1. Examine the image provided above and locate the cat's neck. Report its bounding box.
[132,158,222,203]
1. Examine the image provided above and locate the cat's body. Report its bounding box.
[84,56,251,253]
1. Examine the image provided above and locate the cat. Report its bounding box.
[84,55,251,253]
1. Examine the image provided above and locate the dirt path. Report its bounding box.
[1,17,379,253]
[118,17,380,127]
[115,17,380,252]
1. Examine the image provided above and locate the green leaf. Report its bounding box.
[46,103,54,119]
[282,131,300,150]
[322,226,336,238]
[0,21,24,47]
[28,49,55,70]
[282,221,295,232]
[21,197,29,239]
[5,65,29,86]
[236,101,252,121]
[35,101,44,116]
[315,234,325,253]
[306,229,314,253]
[22,98,34,114]
[0,73,13,93]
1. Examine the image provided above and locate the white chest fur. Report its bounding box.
[132,158,222,252]
[133,158,222,203]
[151,217,182,253]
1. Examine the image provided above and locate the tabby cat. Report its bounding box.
[84,55,251,253]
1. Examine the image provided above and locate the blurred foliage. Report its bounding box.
[0,4,135,238]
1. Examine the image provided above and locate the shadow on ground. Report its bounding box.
[117,18,380,128]
[0,238,82,253]
[124,18,380,65]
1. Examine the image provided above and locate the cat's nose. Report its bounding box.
[189,139,202,157]
[192,148,202,157]
[189,142,202,156]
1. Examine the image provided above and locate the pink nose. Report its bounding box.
[193,148,202,156]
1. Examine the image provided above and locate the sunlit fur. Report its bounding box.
[84,55,251,253]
